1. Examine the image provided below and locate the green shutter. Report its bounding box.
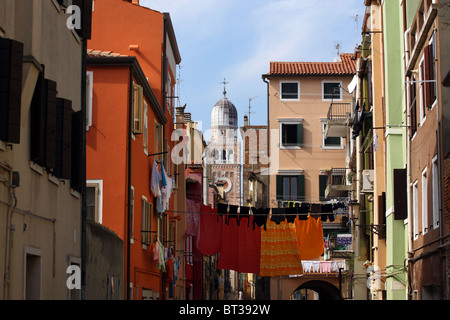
[297,175,305,201]
[297,123,303,146]
[319,175,328,201]
[276,175,283,200]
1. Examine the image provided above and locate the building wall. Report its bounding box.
[382,0,408,300]
[268,76,351,206]
[0,0,84,299]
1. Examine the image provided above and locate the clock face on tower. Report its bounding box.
[216,177,232,193]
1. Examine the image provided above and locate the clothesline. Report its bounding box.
[165,209,348,216]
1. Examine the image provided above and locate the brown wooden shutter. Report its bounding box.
[30,73,47,166]
[45,79,57,170]
[0,38,23,144]
[71,111,83,192]
[378,192,386,236]
[55,98,73,179]
[394,168,407,220]
[72,0,92,39]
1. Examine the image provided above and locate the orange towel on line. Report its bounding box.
[295,216,324,260]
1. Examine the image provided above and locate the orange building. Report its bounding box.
[86,0,182,300]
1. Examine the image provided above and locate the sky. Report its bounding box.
[141,0,366,142]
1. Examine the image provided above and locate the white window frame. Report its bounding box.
[322,81,342,101]
[86,179,103,224]
[321,121,344,149]
[432,156,439,229]
[130,185,135,244]
[418,56,426,125]
[278,118,303,149]
[429,33,437,110]
[422,167,428,235]
[280,81,300,101]
[86,71,93,131]
[143,100,148,155]
[413,180,419,240]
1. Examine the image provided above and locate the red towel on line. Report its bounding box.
[217,215,261,274]
[197,205,222,256]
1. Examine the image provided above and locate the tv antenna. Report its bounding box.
[247,96,257,125]
[333,41,342,62]
[354,14,359,46]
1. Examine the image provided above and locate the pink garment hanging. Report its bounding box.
[186,199,200,237]
[197,205,222,256]
[320,261,332,274]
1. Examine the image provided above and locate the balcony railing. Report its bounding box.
[325,168,352,199]
[327,103,352,121]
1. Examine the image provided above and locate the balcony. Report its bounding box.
[325,168,352,199]
[325,103,353,138]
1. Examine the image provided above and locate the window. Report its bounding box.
[276,175,305,201]
[86,180,102,223]
[319,175,328,201]
[432,156,439,229]
[408,75,418,137]
[280,81,300,100]
[154,121,163,162]
[322,122,343,149]
[422,167,428,235]
[419,57,426,124]
[86,71,93,131]
[413,181,419,239]
[24,247,42,300]
[0,38,23,144]
[279,120,303,148]
[424,33,437,110]
[132,82,143,134]
[322,81,342,101]
[130,186,135,243]
[143,100,148,154]
[141,197,152,246]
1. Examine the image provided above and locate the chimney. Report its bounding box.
[175,105,186,129]
[132,0,140,5]
[243,115,248,127]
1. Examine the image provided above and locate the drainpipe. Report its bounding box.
[262,75,270,207]
[126,66,134,300]
[81,37,88,300]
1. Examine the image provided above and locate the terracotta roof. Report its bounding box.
[87,49,129,58]
[267,53,356,76]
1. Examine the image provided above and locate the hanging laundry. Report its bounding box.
[294,216,324,260]
[217,215,261,274]
[218,203,228,216]
[320,261,332,275]
[197,205,223,256]
[297,202,309,220]
[239,206,251,227]
[226,205,239,225]
[150,160,162,198]
[285,206,297,224]
[270,207,286,224]
[186,199,201,237]
[160,161,167,187]
[259,220,303,277]
[253,207,269,231]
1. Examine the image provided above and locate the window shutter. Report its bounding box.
[296,123,303,146]
[297,175,305,201]
[276,175,283,200]
[378,192,386,238]
[0,38,23,144]
[424,45,431,109]
[71,111,83,192]
[319,175,328,201]
[72,0,93,40]
[55,98,72,179]
[394,169,407,220]
[45,79,57,170]
[30,73,46,166]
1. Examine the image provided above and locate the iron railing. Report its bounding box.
[327,103,352,121]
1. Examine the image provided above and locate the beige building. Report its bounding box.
[262,53,356,300]
[0,0,91,299]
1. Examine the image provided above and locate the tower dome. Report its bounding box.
[211,88,238,128]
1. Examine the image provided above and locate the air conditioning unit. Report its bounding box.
[361,170,374,193]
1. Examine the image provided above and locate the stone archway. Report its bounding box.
[292,280,342,300]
